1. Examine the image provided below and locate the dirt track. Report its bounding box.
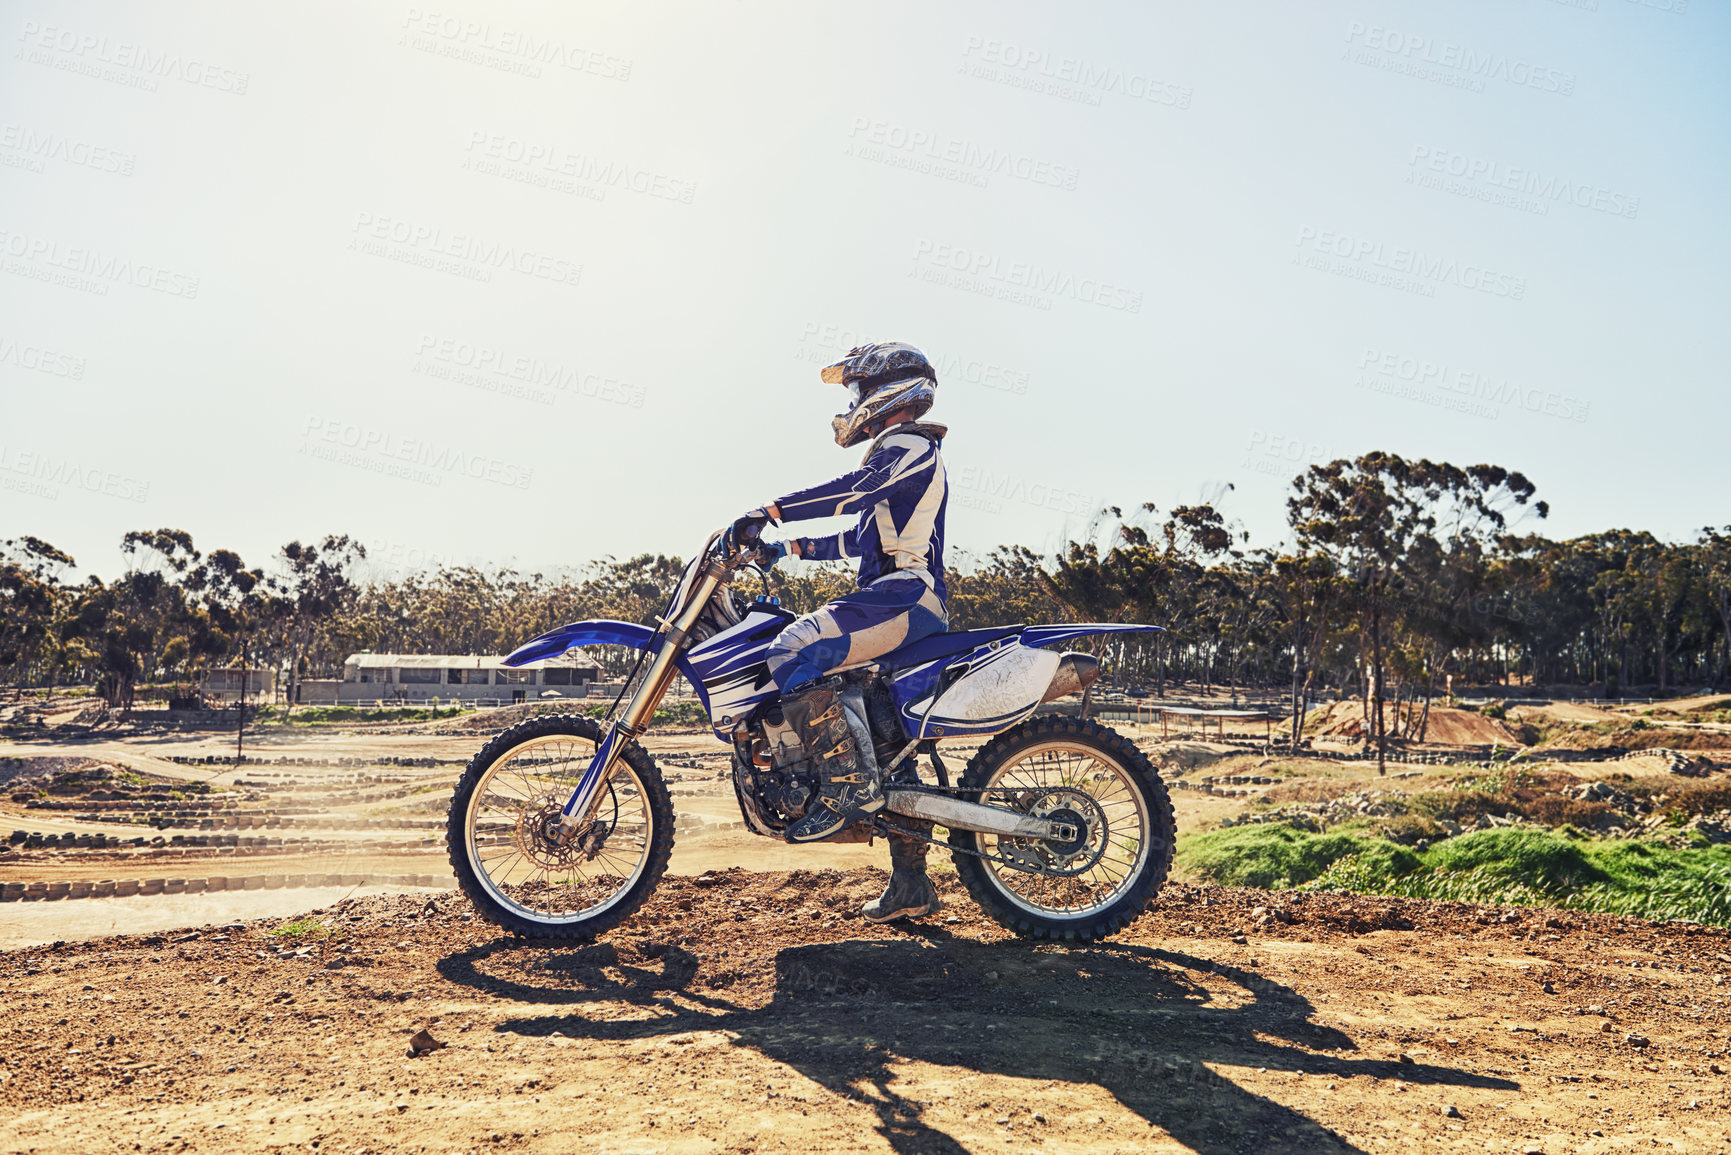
[4,869,1730,1154]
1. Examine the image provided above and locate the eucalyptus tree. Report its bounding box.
[0,536,73,694]
[1288,455,1545,772]
[277,535,367,709]
[1702,527,1731,686]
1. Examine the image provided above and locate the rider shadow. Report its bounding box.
[438,931,1516,1155]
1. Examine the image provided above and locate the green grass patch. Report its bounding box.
[1178,823,1418,889]
[1179,823,1731,926]
[269,917,331,940]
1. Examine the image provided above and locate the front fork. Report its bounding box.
[556,562,728,835]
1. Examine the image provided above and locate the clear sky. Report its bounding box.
[3,0,1726,583]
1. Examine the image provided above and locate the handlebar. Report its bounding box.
[713,525,780,571]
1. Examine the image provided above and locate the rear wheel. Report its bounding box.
[949,715,1175,942]
[446,714,673,940]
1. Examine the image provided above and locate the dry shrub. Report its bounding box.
[1410,788,1504,825]
[1660,780,1731,819]
[1616,729,1731,752]
[1373,814,1447,845]
[1262,778,1366,805]
[1524,796,1618,828]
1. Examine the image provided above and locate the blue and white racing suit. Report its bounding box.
[765,422,950,692]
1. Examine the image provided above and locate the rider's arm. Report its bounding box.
[769,433,940,524]
[793,527,861,562]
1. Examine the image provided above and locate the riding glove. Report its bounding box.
[726,507,774,554]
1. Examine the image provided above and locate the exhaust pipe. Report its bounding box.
[1039,651,1099,704]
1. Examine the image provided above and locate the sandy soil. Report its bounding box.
[8,705,1731,1151]
[0,883,446,951]
[1522,702,1627,726]
[4,874,1730,1154]
[1307,702,1523,747]
[1644,696,1731,716]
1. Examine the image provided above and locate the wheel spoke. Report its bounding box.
[976,738,1155,919]
[461,731,660,926]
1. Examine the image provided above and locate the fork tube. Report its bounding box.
[559,563,728,827]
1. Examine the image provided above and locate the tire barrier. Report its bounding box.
[28,788,444,815]
[6,831,442,855]
[165,755,462,768]
[0,871,456,902]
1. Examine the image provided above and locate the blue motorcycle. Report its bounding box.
[446,530,1175,942]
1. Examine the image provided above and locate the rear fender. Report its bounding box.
[1019,623,1163,650]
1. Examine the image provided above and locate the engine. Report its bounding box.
[728,675,909,839]
[730,708,815,836]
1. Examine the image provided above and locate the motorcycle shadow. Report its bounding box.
[438,930,1516,1155]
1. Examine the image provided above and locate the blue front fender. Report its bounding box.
[504,620,659,667]
[504,619,713,724]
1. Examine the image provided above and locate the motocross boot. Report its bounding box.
[862,823,943,922]
[782,678,884,843]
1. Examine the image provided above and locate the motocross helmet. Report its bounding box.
[822,341,937,448]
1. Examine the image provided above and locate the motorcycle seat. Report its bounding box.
[874,626,1024,671]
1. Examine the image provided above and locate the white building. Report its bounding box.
[329,653,602,705]
[200,667,277,705]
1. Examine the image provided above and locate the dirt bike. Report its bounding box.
[446,529,1176,942]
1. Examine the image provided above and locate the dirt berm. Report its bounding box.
[3,869,1729,1153]
[1309,701,1524,746]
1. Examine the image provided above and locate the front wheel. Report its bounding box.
[447,714,674,940]
[949,715,1175,942]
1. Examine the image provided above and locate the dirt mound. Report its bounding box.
[4,870,1729,1153]
[1148,741,1238,773]
[0,755,105,790]
[1648,693,1731,715]
[421,703,604,735]
[1522,700,1624,726]
[1307,701,1522,746]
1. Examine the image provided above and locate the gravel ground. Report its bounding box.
[4,870,1730,1154]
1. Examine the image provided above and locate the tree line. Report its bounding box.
[4,451,1729,764]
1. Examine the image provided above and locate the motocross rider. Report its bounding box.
[728,341,949,923]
